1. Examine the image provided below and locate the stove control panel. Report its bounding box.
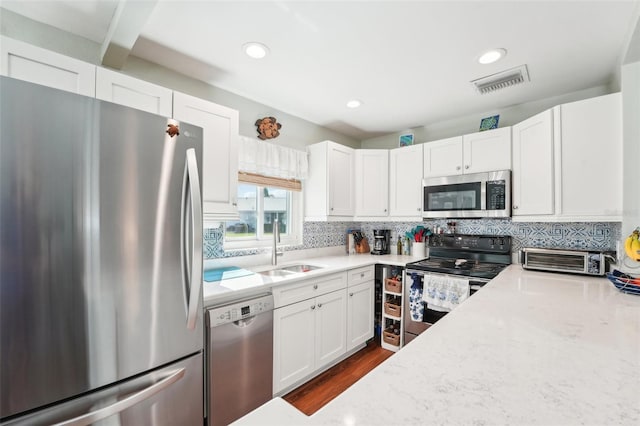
[429,234,511,254]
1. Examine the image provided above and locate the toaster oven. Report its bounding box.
[520,247,607,276]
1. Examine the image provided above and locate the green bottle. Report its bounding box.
[397,234,402,255]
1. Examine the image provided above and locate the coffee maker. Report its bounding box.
[371,229,391,255]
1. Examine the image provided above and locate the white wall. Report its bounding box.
[0,8,360,151]
[622,61,640,239]
[361,85,612,149]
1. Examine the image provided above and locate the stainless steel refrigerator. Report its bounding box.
[0,76,204,425]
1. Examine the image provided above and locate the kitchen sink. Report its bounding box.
[279,264,323,273]
[258,264,323,277]
[258,269,298,277]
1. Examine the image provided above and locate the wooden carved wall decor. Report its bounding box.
[255,116,282,140]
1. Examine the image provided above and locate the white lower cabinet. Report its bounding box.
[273,287,347,394]
[273,267,374,395]
[273,298,316,393]
[346,282,374,351]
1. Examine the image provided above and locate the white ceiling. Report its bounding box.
[3,0,639,140]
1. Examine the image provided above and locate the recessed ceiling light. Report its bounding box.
[478,48,507,65]
[243,42,269,59]
[346,99,362,109]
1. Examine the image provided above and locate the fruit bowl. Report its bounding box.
[606,270,640,295]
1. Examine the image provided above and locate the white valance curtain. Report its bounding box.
[237,135,308,190]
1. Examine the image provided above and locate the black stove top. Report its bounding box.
[406,257,509,279]
[406,234,512,279]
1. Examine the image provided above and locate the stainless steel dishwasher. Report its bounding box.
[206,293,274,426]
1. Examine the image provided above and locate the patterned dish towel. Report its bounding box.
[422,274,470,312]
[408,273,424,322]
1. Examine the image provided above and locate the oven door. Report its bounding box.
[403,270,491,344]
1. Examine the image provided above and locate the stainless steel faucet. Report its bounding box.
[272,215,283,265]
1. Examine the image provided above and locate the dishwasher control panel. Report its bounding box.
[207,294,274,327]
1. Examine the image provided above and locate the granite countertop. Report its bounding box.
[203,252,416,307]
[234,265,640,425]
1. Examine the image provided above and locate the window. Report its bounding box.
[224,183,302,249]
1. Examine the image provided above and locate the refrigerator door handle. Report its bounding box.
[181,148,203,330]
[54,368,186,426]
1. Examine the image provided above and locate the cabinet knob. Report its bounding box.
[349,293,354,297]
[465,165,470,170]
[384,209,387,212]
[513,205,519,210]
[313,284,318,290]
[360,273,365,278]
[456,166,461,170]
[317,303,323,308]
[330,207,334,211]
[417,207,420,211]
[311,305,316,310]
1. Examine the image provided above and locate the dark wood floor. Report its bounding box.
[283,340,394,415]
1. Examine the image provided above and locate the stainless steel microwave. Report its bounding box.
[422,170,511,219]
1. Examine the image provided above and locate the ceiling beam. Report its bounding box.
[100,0,158,69]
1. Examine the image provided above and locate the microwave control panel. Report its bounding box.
[486,180,506,210]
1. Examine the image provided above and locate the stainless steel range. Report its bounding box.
[403,234,511,344]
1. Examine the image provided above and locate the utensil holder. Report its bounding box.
[412,242,426,257]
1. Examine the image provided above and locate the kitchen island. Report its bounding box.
[234,265,640,425]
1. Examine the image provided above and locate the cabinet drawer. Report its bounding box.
[348,266,374,287]
[273,272,347,308]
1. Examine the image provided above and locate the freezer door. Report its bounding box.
[0,77,204,419]
[2,353,204,426]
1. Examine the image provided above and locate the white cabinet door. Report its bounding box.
[347,281,374,351]
[512,109,555,216]
[389,144,423,217]
[95,67,172,116]
[0,36,95,96]
[423,136,463,178]
[462,127,511,174]
[558,93,622,219]
[328,143,355,216]
[273,299,316,394]
[355,149,389,216]
[314,289,347,370]
[173,92,239,220]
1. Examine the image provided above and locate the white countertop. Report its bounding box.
[234,265,640,426]
[203,252,416,307]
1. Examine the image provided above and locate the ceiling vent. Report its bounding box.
[471,64,530,94]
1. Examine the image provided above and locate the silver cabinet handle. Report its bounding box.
[465,165,470,169]
[55,369,185,426]
[513,205,519,210]
[181,148,202,330]
[417,207,420,211]
[313,284,318,290]
[311,305,316,310]
[456,166,461,170]
[317,303,322,308]
[360,273,365,278]
[349,293,354,297]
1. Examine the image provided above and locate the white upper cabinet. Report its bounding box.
[173,91,239,220]
[389,144,423,218]
[305,141,355,220]
[0,36,95,96]
[423,128,511,178]
[423,136,463,177]
[462,127,512,174]
[512,109,555,217]
[556,93,622,220]
[95,67,173,116]
[355,149,389,217]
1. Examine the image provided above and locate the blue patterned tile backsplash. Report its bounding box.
[204,220,620,259]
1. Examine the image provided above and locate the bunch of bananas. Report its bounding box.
[624,227,640,262]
